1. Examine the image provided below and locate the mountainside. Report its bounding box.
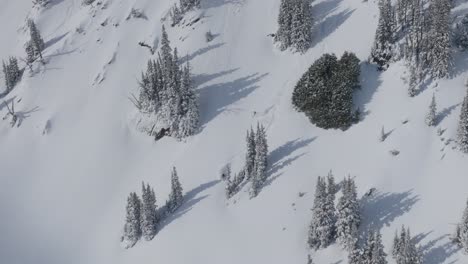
[1,0,468,263]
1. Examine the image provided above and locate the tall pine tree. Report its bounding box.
[141,182,158,240]
[336,177,361,250]
[370,0,395,69]
[250,123,268,198]
[167,167,184,213]
[457,88,468,153]
[123,192,142,248]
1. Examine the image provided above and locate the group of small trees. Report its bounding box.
[370,0,452,95]
[308,173,361,250]
[170,0,201,26]
[392,226,423,264]
[275,0,313,53]
[2,57,22,93]
[122,167,184,248]
[292,52,361,129]
[26,19,45,69]
[225,124,269,198]
[137,26,199,139]
[347,230,389,264]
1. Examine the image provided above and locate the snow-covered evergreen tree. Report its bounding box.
[457,88,468,153]
[392,226,422,264]
[27,19,45,61]
[454,14,468,51]
[425,93,437,126]
[336,177,361,250]
[245,127,256,179]
[292,53,360,129]
[141,182,158,240]
[136,26,199,139]
[308,176,336,249]
[275,0,313,53]
[250,123,268,198]
[362,230,388,264]
[370,0,395,69]
[348,242,363,264]
[426,0,452,78]
[166,167,184,213]
[123,192,142,248]
[459,198,468,252]
[2,57,21,93]
[170,4,183,26]
[226,169,245,199]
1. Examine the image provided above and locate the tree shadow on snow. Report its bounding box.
[44,32,68,50]
[359,190,419,241]
[353,63,382,120]
[436,103,461,126]
[201,0,246,9]
[263,137,316,189]
[417,234,461,264]
[180,43,225,64]
[193,68,239,87]
[197,72,269,128]
[310,8,355,48]
[157,180,220,232]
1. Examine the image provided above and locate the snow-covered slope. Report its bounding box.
[1,0,468,263]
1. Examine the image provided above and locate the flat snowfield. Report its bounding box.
[0,0,468,263]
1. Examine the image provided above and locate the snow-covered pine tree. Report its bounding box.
[2,57,21,93]
[176,62,199,138]
[226,169,245,199]
[292,53,357,129]
[290,0,313,53]
[362,230,388,264]
[250,123,268,198]
[454,14,468,51]
[425,93,437,126]
[336,177,361,250]
[392,226,422,264]
[339,51,361,91]
[457,88,468,153]
[275,0,293,50]
[370,0,395,69]
[245,127,256,179]
[348,242,363,264]
[27,19,45,61]
[179,0,200,12]
[275,0,312,53]
[136,26,199,139]
[426,0,452,79]
[170,4,183,27]
[325,171,337,239]
[459,198,468,252]
[25,41,36,71]
[308,176,336,249]
[141,182,158,240]
[123,192,142,248]
[167,167,184,213]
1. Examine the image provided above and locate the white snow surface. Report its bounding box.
[1,0,468,263]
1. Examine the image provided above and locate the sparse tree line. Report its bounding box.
[370,0,453,96]
[170,0,201,27]
[122,167,183,248]
[292,52,361,129]
[136,26,199,139]
[2,19,45,94]
[224,123,269,199]
[306,173,425,264]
